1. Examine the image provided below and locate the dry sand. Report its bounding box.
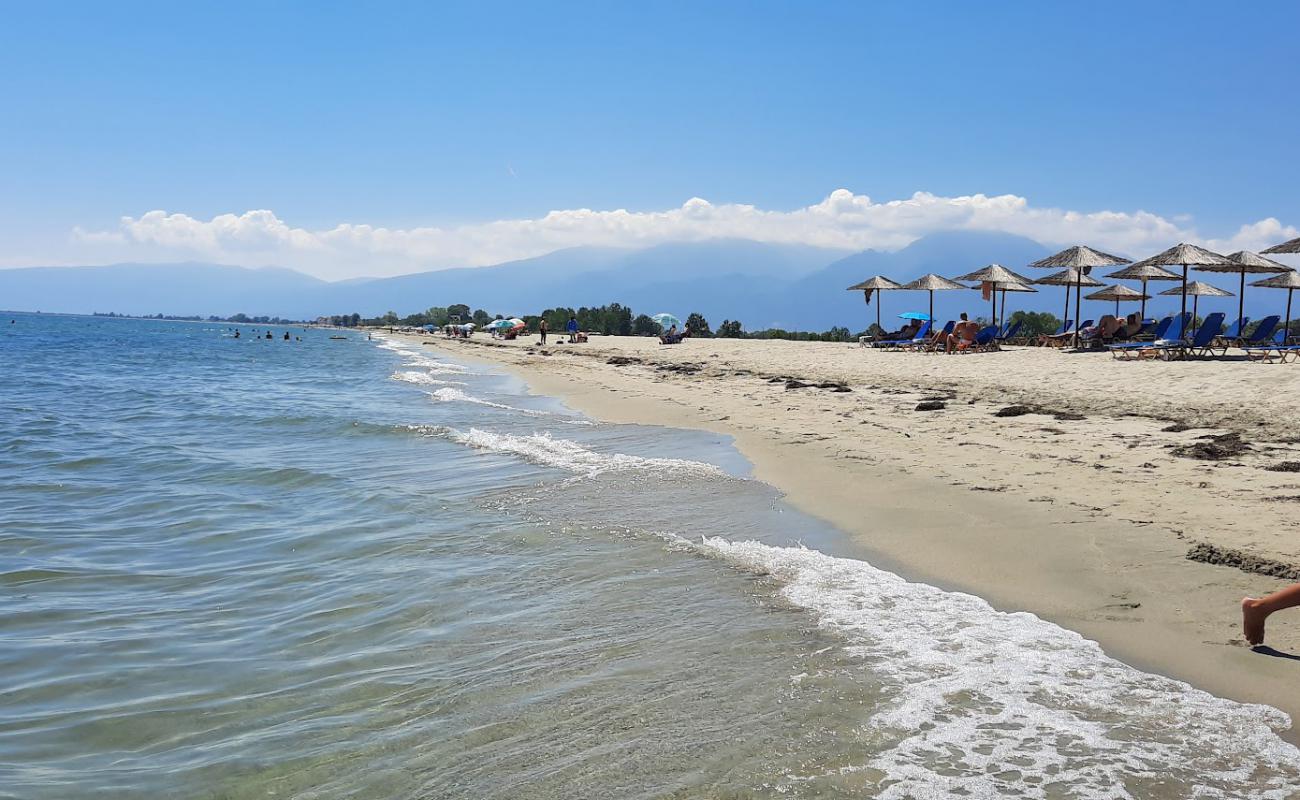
[402,331,1300,739]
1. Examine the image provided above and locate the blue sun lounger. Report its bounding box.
[1245,328,1300,363]
[870,320,932,349]
[1107,313,1191,359]
[1233,315,1281,348]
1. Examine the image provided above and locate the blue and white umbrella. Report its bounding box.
[651,313,681,329]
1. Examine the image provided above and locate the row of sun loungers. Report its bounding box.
[1107,313,1293,361]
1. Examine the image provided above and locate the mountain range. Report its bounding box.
[0,231,1201,331]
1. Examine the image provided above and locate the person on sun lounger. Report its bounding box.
[945,314,977,353]
[1079,315,1122,341]
[1242,584,1300,646]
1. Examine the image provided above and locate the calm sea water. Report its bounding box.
[2,312,1299,799]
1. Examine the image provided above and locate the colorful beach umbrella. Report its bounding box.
[901,273,966,324]
[846,275,905,333]
[1192,251,1292,328]
[1028,246,1130,346]
[1250,271,1300,344]
[651,313,681,330]
[897,311,931,321]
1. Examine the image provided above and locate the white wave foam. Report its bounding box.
[694,537,1300,798]
[427,387,591,424]
[390,370,466,387]
[411,426,723,477]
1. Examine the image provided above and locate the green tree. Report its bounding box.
[716,319,744,338]
[685,312,710,337]
[632,314,660,336]
[1007,310,1060,337]
[382,310,399,325]
[446,304,471,323]
[472,309,492,327]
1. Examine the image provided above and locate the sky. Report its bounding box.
[2,1,1298,280]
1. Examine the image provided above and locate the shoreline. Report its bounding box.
[398,330,1300,743]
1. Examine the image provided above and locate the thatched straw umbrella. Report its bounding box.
[1027,246,1130,345]
[1262,237,1300,255]
[952,264,1035,327]
[846,275,905,334]
[1085,284,1149,318]
[1188,251,1292,327]
[1250,271,1300,343]
[989,280,1038,330]
[902,273,967,324]
[1033,268,1104,342]
[1104,263,1181,320]
[1157,280,1232,335]
[1126,243,1232,329]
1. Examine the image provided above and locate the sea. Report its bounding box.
[2,311,1299,799]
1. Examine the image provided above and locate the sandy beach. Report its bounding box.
[403,329,1300,740]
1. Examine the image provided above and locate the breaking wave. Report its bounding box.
[409,425,724,477]
[691,537,1300,798]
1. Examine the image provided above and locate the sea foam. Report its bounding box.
[694,537,1300,798]
[410,425,724,477]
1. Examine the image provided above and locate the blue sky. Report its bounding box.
[2,1,1298,277]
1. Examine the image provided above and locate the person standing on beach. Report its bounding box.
[1243,586,1300,646]
[567,315,578,342]
[539,318,548,345]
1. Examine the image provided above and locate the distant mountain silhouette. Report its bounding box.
[6,233,1209,331]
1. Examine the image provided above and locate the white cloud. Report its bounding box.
[68,189,1298,280]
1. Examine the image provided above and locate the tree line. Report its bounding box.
[327,301,875,342]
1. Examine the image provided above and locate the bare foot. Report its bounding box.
[1242,597,1268,646]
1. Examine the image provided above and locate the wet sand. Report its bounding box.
[403,331,1300,741]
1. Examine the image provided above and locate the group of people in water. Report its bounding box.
[231,328,300,341]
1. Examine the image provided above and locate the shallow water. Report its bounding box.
[2,313,1298,799]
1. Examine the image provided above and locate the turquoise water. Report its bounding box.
[2,312,1300,799]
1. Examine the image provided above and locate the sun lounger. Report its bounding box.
[952,325,1000,353]
[870,320,932,350]
[1233,315,1281,348]
[996,321,1022,344]
[1126,313,1224,361]
[1107,314,1188,359]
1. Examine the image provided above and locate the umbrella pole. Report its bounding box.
[1140,278,1148,320]
[1192,295,1199,336]
[1073,280,1082,347]
[1287,288,1294,344]
[1238,269,1246,327]
[1181,264,1188,326]
[929,290,934,325]
[875,294,881,334]
[990,287,996,328]
[1063,286,1070,332]
[1115,298,1120,317]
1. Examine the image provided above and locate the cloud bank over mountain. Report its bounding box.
[67,189,1300,280]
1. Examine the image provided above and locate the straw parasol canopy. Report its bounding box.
[1105,263,1181,320]
[952,264,1036,326]
[902,273,967,323]
[1188,251,1292,327]
[1027,245,1130,270]
[1085,284,1149,318]
[1034,268,1103,337]
[1028,246,1130,345]
[987,279,1038,328]
[1127,243,1233,327]
[1158,281,1233,335]
[846,275,905,332]
[1262,237,1300,255]
[1250,271,1300,343]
